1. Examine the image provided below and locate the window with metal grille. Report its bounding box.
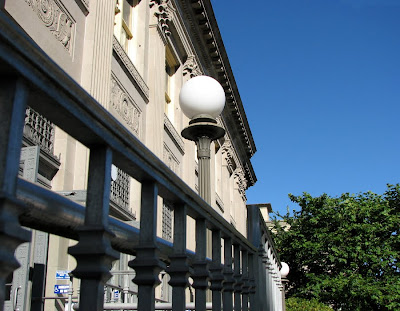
[24,106,55,155]
[110,168,130,210]
[162,203,173,241]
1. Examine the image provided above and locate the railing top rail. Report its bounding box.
[258,209,281,268]
[0,12,257,253]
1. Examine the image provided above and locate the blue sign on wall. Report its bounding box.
[54,285,70,294]
[55,270,70,280]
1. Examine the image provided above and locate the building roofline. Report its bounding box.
[177,0,257,187]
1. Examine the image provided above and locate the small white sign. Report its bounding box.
[114,290,120,299]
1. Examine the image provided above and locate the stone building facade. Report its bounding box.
[1,0,257,309]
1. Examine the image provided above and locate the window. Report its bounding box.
[110,166,130,211]
[162,203,173,241]
[215,141,222,195]
[114,0,136,53]
[165,62,173,105]
[164,46,178,123]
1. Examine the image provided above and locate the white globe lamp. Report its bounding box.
[280,262,290,278]
[179,76,226,204]
[179,75,225,120]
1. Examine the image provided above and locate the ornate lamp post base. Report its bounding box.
[181,116,225,205]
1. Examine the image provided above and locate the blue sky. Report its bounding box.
[211,0,400,216]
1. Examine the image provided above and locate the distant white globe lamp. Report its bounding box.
[280,262,290,279]
[280,261,290,304]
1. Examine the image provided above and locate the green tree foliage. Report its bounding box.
[274,184,400,311]
[286,297,333,311]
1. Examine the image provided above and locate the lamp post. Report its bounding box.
[179,76,226,310]
[280,262,290,311]
[179,75,226,204]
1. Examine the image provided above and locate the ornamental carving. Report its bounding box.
[183,55,202,78]
[24,0,75,53]
[222,139,236,172]
[110,76,141,137]
[234,167,247,197]
[150,0,173,36]
[163,144,180,174]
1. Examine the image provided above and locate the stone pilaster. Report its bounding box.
[81,0,115,106]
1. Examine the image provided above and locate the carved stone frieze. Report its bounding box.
[163,143,180,174]
[150,0,173,37]
[164,114,185,155]
[113,36,150,100]
[110,75,142,137]
[183,55,202,78]
[24,0,75,53]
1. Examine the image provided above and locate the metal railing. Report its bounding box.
[0,10,283,311]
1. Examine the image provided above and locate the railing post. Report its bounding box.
[272,260,281,311]
[281,277,288,311]
[166,203,191,311]
[223,237,234,311]
[68,146,119,311]
[233,244,242,311]
[256,248,267,311]
[246,205,262,311]
[192,218,209,311]
[0,78,28,194]
[0,78,31,310]
[210,229,223,311]
[129,181,165,311]
[248,253,256,310]
[241,250,249,311]
[263,251,272,311]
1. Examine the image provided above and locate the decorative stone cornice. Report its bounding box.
[112,36,149,100]
[75,0,89,15]
[183,55,202,78]
[23,0,75,53]
[150,0,174,37]
[215,192,224,212]
[164,114,185,155]
[175,0,257,186]
[244,162,256,188]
